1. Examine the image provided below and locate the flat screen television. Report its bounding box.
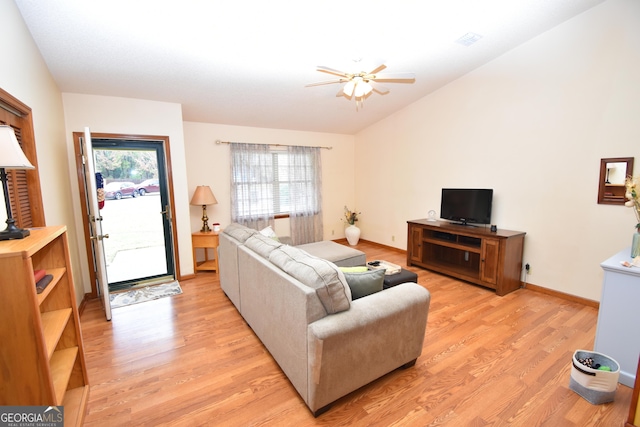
[440,188,493,226]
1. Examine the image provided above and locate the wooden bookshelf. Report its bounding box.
[0,226,89,426]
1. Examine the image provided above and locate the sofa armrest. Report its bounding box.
[306,282,430,412]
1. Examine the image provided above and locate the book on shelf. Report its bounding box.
[36,274,54,294]
[33,269,46,283]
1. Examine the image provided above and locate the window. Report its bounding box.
[246,149,318,216]
[230,143,323,244]
[231,145,320,218]
[273,150,291,214]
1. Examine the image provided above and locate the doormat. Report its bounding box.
[109,280,182,309]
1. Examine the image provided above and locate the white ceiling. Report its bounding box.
[15,0,604,135]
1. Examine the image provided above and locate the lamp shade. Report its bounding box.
[190,185,217,206]
[0,125,34,169]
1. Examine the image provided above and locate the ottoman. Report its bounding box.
[295,240,366,267]
[383,268,418,289]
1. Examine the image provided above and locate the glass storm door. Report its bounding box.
[90,138,175,292]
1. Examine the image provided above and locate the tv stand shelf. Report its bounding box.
[407,219,526,296]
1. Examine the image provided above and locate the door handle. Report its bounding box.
[91,234,109,241]
[161,205,172,221]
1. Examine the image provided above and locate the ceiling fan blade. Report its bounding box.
[316,65,350,78]
[368,61,387,75]
[371,72,416,81]
[305,79,347,87]
[370,81,390,95]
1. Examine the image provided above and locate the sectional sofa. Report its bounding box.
[219,223,431,415]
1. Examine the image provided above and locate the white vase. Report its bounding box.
[345,224,360,246]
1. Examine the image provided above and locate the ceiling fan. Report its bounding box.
[306,60,415,109]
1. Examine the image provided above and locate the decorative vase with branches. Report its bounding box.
[625,175,640,258]
[343,206,361,245]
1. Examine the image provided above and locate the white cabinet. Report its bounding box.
[595,248,640,387]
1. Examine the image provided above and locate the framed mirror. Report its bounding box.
[598,157,634,205]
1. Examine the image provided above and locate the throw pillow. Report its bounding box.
[343,269,385,300]
[260,225,279,241]
[339,266,369,273]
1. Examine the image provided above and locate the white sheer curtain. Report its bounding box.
[230,143,275,230]
[287,145,323,245]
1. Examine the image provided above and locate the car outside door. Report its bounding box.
[104,182,137,199]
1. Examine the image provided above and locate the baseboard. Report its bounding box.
[79,293,91,316]
[332,238,405,253]
[361,239,406,253]
[523,283,599,308]
[333,238,599,308]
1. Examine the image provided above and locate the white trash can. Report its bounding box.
[569,349,620,404]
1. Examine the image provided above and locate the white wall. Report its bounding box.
[354,0,640,301]
[183,122,355,240]
[0,1,87,304]
[61,93,193,288]
[5,0,638,304]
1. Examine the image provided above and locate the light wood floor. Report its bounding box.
[80,241,632,426]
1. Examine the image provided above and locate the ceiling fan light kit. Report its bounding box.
[306,60,415,110]
[342,76,373,98]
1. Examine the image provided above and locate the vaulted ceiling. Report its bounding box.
[15,0,605,135]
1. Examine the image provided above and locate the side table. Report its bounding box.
[192,230,220,273]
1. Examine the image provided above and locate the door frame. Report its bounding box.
[73,132,181,298]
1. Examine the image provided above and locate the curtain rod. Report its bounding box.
[215,139,332,150]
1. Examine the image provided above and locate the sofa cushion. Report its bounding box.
[223,223,258,243]
[269,245,351,314]
[342,269,385,300]
[245,233,283,258]
[296,240,366,267]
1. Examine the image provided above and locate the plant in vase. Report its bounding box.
[624,175,640,258]
[343,206,361,246]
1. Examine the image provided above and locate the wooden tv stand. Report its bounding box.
[407,219,526,296]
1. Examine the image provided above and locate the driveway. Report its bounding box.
[99,193,167,283]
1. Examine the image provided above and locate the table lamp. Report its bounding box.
[190,185,218,232]
[0,125,35,241]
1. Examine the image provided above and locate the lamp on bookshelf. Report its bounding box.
[0,125,35,241]
[190,185,218,232]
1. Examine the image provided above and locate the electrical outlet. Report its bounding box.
[392,235,395,242]
[525,263,531,274]
[332,229,335,236]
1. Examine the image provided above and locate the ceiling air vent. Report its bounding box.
[455,32,483,47]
